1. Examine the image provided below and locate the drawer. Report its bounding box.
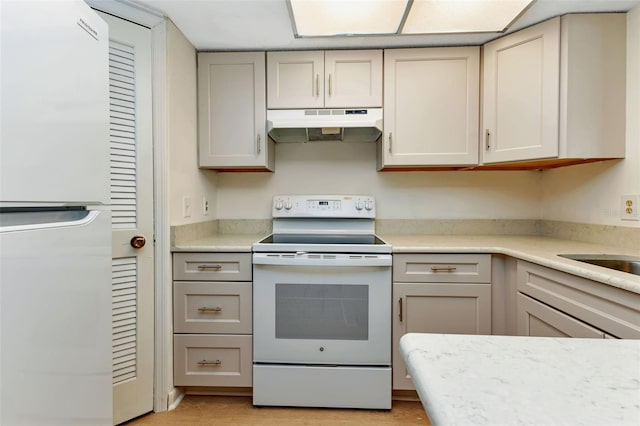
[517,261,640,339]
[173,252,251,281]
[393,254,491,283]
[174,282,252,334]
[174,334,252,387]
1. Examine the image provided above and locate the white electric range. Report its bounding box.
[252,195,392,409]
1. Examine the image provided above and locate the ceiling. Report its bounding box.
[130,0,640,51]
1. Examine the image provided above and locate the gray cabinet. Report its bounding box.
[518,293,607,338]
[197,52,274,171]
[173,252,253,387]
[380,47,480,169]
[516,261,640,339]
[267,50,383,109]
[392,254,492,390]
[482,14,626,166]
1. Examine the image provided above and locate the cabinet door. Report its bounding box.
[267,51,324,109]
[173,281,252,334]
[382,47,479,167]
[324,50,382,108]
[482,18,560,164]
[392,282,491,390]
[517,293,605,338]
[198,52,271,169]
[173,334,252,387]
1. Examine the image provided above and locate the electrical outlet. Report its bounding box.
[183,196,191,218]
[203,197,209,216]
[620,194,639,221]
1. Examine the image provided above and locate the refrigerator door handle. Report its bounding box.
[0,209,100,233]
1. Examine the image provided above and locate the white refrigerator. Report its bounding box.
[1,1,112,424]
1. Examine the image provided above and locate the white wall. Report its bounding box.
[216,141,542,219]
[540,5,640,228]
[167,21,217,226]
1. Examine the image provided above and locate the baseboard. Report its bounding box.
[184,386,254,397]
[392,389,420,401]
[168,387,185,411]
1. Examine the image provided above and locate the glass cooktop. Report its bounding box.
[253,233,391,254]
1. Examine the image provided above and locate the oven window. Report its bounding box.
[275,284,369,340]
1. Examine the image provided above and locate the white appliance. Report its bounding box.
[252,195,392,410]
[266,108,383,142]
[0,1,112,424]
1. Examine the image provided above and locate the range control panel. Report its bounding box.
[272,195,376,218]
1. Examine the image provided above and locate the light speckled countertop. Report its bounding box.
[172,233,640,294]
[400,333,640,426]
[172,234,267,253]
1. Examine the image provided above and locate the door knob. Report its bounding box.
[130,235,146,249]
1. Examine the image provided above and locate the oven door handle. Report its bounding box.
[252,253,392,267]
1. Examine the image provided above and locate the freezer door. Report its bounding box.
[0,209,112,425]
[0,0,109,205]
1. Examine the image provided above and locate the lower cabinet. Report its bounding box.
[516,260,640,339]
[392,254,492,390]
[517,293,609,338]
[173,252,253,388]
[173,334,252,387]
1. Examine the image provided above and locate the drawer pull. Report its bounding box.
[197,359,222,366]
[197,264,222,271]
[197,306,222,313]
[431,266,457,273]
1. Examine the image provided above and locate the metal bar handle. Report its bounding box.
[197,306,222,313]
[399,297,403,322]
[328,73,332,96]
[388,132,393,153]
[197,264,222,271]
[431,266,458,273]
[197,360,222,366]
[485,129,491,150]
[257,134,261,155]
[316,74,319,97]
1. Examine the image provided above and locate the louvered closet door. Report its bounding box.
[97,11,154,425]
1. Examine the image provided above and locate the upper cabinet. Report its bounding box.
[482,14,626,167]
[198,52,274,171]
[379,47,480,169]
[267,50,383,109]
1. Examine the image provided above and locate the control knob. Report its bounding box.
[274,200,283,210]
[284,200,292,210]
[355,201,364,211]
[365,201,373,211]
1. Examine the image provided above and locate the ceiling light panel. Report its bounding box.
[402,0,534,34]
[289,0,409,37]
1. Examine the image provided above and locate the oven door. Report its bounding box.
[252,253,392,365]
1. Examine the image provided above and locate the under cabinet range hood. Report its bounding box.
[267,108,383,143]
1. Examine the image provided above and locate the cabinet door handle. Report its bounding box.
[398,297,403,322]
[316,74,319,97]
[431,266,458,273]
[328,73,332,96]
[197,264,222,271]
[257,134,261,155]
[388,132,393,153]
[197,359,222,366]
[197,306,222,313]
[485,129,491,150]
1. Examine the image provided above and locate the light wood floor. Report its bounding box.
[126,395,429,425]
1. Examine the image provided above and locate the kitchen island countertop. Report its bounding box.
[400,333,640,426]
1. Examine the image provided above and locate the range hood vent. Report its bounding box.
[267,108,383,143]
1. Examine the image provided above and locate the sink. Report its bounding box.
[559,254,640,276]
